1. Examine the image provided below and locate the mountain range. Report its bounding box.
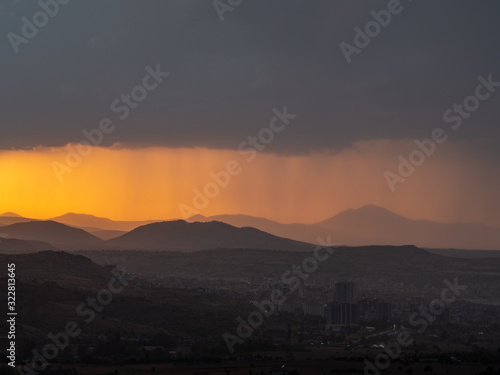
[0,205,499,250]
[0,219,315,252]
[188,205,500,250]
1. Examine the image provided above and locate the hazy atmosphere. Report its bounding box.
[1,1,499,375]
[1,0,500,227]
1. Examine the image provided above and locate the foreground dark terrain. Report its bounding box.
[0,246,499,375]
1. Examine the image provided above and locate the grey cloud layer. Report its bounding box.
[0,0,499,153]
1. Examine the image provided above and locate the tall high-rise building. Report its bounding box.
[333,282,355,302]
[326,302,359,326]
[326,282,358,326]
[375,301,392,321]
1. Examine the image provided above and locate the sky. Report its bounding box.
[0,0,499,226]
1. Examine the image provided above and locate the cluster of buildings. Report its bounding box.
[144,273,500,331]
[253,280,394,327]
[326,282,392,327]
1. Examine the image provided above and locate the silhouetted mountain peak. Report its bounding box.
[51,212,158,232]
[108,220,314,251]
[316,205,408,228]
[189,214,208,222]
[0,212,23,218]
[337,205,402,219]
[25,220,99,231]
[51,212,116,224]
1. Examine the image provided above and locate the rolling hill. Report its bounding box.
[79,245,500,283]
[0,251,268,340]
[107,220,316,251]
[88,229,128,240]
[0,221,106,250]
[0,212,36,226]
[187,213,358,245]
[0,250,113,284]
[50,213,158,231]
[0,212,23,217]
[0,237,57,253]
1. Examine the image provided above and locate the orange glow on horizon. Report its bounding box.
[0,142,499,227]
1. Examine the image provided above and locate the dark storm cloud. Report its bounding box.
[0,0,499,153]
